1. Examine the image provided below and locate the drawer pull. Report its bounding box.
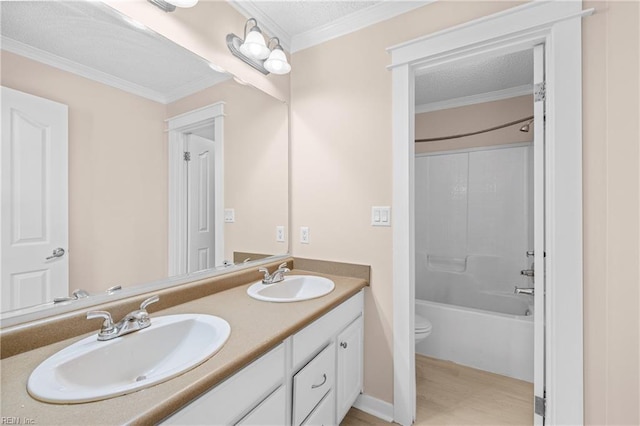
[311,373,327,389]
[340,341,348,349]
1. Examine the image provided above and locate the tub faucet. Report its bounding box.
[259,262,290,284]
[86,295,159,341]
[514,286,534,296]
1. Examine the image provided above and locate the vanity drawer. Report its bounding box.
[163,344,284,425]
[293,342,335,426]
[292,291,363,367]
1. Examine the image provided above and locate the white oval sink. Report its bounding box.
[247,275,335,302]
[27,314,230,404]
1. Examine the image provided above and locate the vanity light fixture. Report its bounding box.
[226,18,291,75]
[147,0,198,13]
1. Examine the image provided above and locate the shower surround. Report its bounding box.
[415,143,534,381]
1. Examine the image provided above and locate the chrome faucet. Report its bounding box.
[54,285,122,303]
[514,286,535,296]
[259,262,290,284]
[86,295,159,341]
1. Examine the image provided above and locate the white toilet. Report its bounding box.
[415,313,432,344]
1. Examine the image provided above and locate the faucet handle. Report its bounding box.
[258,267,270,278]
[87,311,115,332]
[277,262,288,270]
[140,295,159,311]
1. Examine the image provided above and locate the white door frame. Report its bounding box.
[389,2,592,425]
[167,102,224,276]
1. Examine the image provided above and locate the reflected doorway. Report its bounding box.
[167,103,224,277]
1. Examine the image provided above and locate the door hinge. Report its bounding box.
[183,151,191,161]
[534,82,546,102]
[535,395,546,418]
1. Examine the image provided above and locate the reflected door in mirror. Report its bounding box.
[1,87,69,310]
[188,134,217,273]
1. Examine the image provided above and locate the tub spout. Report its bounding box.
[514,286,534,296]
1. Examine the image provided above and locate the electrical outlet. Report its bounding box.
[300,226,309,244]
[276,226,285,242]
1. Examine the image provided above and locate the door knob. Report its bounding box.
[45,247,65,260]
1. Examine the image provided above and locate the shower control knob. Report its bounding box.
[520,269,534,277]
[340,342,348,349]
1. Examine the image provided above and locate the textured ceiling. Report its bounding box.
[0,1,229,103]
[415,49,534,107]
[228,0,431,52]
[242,1,380,39]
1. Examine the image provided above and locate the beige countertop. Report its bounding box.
[0,270,367,425]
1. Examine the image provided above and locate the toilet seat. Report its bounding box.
[415,314,432,335]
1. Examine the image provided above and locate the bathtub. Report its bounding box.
[415,297,534,382]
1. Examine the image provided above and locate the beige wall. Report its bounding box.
[290,1,522,404]
[104,0,290,103]
[583,1,640,424]
[1,51,168,294]
[291,1,640,422]
[167,80,289,262]
[415,95,533,153]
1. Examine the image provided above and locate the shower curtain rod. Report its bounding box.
[415,115,534,143]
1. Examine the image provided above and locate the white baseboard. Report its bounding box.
[353,393,394,423]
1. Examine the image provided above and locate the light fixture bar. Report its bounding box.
[226,34,269,75]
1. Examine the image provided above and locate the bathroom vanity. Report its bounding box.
[0,259,368,425]
[163,291,363,425]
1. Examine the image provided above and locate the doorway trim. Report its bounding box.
[389,2,592,425]
[167,102,225,276]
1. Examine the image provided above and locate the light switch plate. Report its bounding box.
[372,206,391,226]
[224,208,235,223]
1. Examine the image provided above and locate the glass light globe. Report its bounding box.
[264,47,291,75]
[240,29,270,60]
[167,0,198,7]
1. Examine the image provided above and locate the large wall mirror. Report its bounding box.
[0,1,289,324]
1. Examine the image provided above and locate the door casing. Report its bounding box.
[389,2,590,424]
[167,103,224,276]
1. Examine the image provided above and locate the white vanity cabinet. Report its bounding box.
[291,291,364,425]
[336,315,364,422]
[162,290,364,426]
[162,344,285,425]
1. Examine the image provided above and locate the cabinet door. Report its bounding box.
[162,345,284,425]
[303,391,335,426]
[237,385,286,425]
[336,315,363,423]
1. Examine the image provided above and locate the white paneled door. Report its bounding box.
[1,87,69,311]
[187,134,216,273]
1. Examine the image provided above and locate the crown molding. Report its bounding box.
[227,1,293,52]
[415,84,533,114]
[1,37,168,103]
[1,37,229,105]
[227,0,436,54]
[290,1,435,53]
[164,73,232,104]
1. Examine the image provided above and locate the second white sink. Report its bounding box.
[247,275,335,302]
[27,314,230,404]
